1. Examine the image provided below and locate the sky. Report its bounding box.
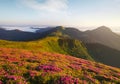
[0,0,120,32]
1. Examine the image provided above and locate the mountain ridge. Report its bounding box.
[0,26,120,68]
[0,36,93,61]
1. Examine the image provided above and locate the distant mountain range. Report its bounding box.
[1,26,120,50]
[0,26,120,68]
[51,26,120,51]
[0,27,55,41]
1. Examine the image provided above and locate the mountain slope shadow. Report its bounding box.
[86,43,120,68]
[58,38,93,60]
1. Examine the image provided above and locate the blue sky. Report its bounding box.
[0,0,120,28]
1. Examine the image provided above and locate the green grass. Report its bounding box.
[0,36,93,61]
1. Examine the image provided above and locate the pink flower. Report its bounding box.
[88,66,101,74]
[85,75,95,83]
[29,70,37,77]
[0,81,3,84]
[69,63,82,70]
[82,80,87,84]
[57,76,79,84]
[7,75,17,80]
[37,65,61,72]
[6,75,22,81]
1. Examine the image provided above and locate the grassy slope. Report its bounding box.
[0,48,120,84]
[0,36,93,61]
[86,43,120,68]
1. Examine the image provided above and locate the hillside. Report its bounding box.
[81,26,120,51]
[0,26,120,68]
[0,36,93,61]
[86,43,120,68]
[45,26,120,68]
[51,26,120,51]
[0,26,120,83]
[0,48,120,84]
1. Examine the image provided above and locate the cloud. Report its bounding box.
[21,0,68,12]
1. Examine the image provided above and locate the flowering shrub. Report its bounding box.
[56,76,80,84]
[0,81,3,84]
[29,70,38,77]
[0,48,119,84]
[85,75,95,82]
[36,65,62,72]
[69,63,82,70]
[3,75,27,84]
[7,75,18,80]
[87,66,101,74]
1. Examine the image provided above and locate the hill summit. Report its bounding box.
[93,26,112,32]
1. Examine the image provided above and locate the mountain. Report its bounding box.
[1,26,120,51]
[53,26,120,51]
[49,26,83,39]
[0,48,120,84]
[0,26,120,68]
[0,28,38,41]
[0,26,120,83]
[38,26,120,68]
[81,26,120,51]
[86,43,120,68]
[116,32,120,35]
[0,27,55,41]
[0,27,94,61]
